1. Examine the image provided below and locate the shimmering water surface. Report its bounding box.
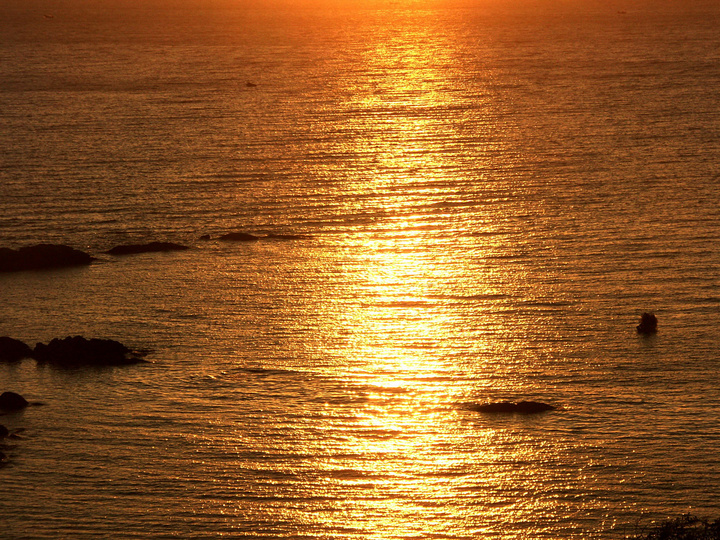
[1,1,719,538]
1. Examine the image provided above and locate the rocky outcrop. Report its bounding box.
[0,336,148,367]
[218,232,260,242]
[0,244,94,272]
[0,337,33,362]
[468,401,557,414]
[33,336,147,367]
[105,242,189,255]
[0,392,29,412]
[263,233,310,240]
[637,312,658,335]
[215,231,310,241]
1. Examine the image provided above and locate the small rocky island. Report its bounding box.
[0,391,29,412]
[211,231,310,241]
[467,401,557,414]
[217,232,261,242]
[636,312,658,335]
[0,337,34,362]
[0,336,148,367]
[105,242,189,255]
[0,391,33,469]
[0,244,94,272]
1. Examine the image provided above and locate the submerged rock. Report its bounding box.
[212,231,309,242]
[263,233,310,240]
[106,242,189,256]
[637,312,658,335]
[633,514,720,540]
[0,392,29,412]
[0,337,33,362]
[0,244,94,272]
[218,232,260,242]
[33,336,147,367]
[468,401,557,414]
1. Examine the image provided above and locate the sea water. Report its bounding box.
[1,0,719,538]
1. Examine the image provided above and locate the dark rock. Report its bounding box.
[0,391,29,411]
[0,337,33,361]
[199,234,211,241]
[263,233,310,240]
[637,312,658,335]
[106,242,189,256]
[218,232,260,242]
[33,336,147,367]
[0,425,8,438]
[469,401,557,414]
[515,401,557,413]
[0,244,94,272]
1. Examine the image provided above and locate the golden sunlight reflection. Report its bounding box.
[282,19,577,533]
[210,12,585,538]
[294,231,550,537]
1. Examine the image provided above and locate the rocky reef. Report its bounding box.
[105,242,190,256]
[467,401,557,414]
[0,336,148,367]
[0,244,94,272]
[0,337,34,362]
[0,391,32,469]
[263,233,310,240]
[33,336,148,367]
[213,231,310,241]
[217,232,261,242]
[633,514,720,539]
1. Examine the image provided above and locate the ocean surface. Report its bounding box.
[1,0,719,538]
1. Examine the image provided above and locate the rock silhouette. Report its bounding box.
[218,232,260,242]
[469,401,557,414]
[0,391,29,412]
[0,425,9,438]
[0,244,94,272]
[106,242,189,255]
[637,312,658,335]
[0,337,33,362]
[214,232,310,241]
[263,233,310,240]
[33,336,147,367]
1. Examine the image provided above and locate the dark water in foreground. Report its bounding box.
[1,1,719,538]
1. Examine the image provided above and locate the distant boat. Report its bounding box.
[44,14,54,19]
[245,81,257,88]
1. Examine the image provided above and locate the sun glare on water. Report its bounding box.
[271,40,538,538]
